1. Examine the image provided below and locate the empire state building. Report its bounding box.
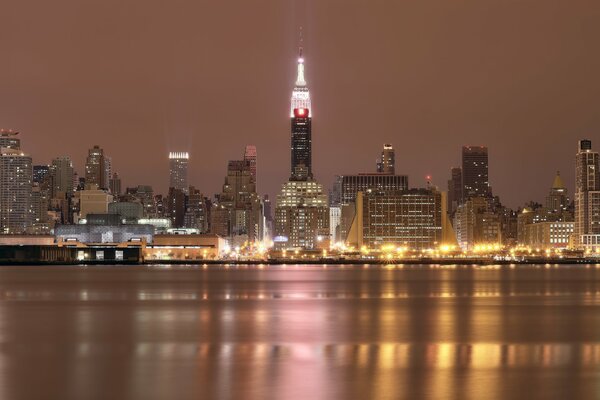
[290,52,312,181]
[274,48,329,250]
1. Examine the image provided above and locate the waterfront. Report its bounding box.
[1,264,600,399]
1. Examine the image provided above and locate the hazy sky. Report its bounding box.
[1,0,599,207]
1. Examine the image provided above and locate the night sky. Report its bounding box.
[1,0,599,208]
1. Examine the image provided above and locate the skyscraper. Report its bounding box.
[274,46,329,249]
[290,50,312,181]
[574,139,600,250]
[376,144,395,175]
[244,145,257,184]
[50,156,74,198]
[546,171,569,213]
[0,133,32,234]
[462,146,490,199]
[110,172,122,196]
[447,167,463,214]
[85,145,108,189]
[168,152,189,194]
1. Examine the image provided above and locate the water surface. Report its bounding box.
[0,264,599,400]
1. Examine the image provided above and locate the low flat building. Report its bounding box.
[523,221,574,250]
[55,224,154,245]
[144,234,226,260]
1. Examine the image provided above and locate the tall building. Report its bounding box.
[447,167,463,214]
[0,129,21,150]
[33,165,50,184]
[376,144,395,175]
[574,139,600,250]
[244,145,257,183]
[334,174,409,205]
[110,172,122,196]
[0,146,32,233]
[85,145,108,189]
[211,157,263,244]
[454,196,501,251]
[274,47,329,249]
[546,171,570,214]
[169,152,189,194]
[50,156,74,198]
[290,49,312,181]
[462,146,490,199]
[346,189,454,250]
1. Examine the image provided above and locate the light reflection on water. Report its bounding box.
[0,264,599,399]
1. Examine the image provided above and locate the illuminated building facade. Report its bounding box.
[454,196,501,251]
[376,144,395,175]
[168,152,189,194]
[274,48,329,249]
[0,147,33,233]
[346,189,449,250]
[85,145,108,189]
[50,156,74,198]
[574,140,600,250]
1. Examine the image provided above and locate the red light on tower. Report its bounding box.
[294,108,309,118]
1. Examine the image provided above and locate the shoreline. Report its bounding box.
[0,257,598,266]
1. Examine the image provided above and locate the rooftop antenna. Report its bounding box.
[299,26,303,58]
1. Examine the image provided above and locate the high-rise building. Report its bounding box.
[184,186,209,232]
[211,157,263,244]
[166,187,186,228]
[574,139,600,250]
[0,129,21,150]
[169,152,189,194]
[447,167,463,214]
[0,146,32,233]
[376,144,395,175]
[290,50,312,181]
[85,145,108,189]
[274,46,329,249]
[244,145,257,184]
[33,165,50,184]
[50,156,74,198]
[110,172,122,196]
[462,146,490,199]
[546,171,570,214]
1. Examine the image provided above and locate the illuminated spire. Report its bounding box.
[290,28,311,117]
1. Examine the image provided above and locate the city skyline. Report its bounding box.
[2,1,600,208]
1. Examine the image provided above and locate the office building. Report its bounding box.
[447,167,462,214]
[169,152,189,194]
[462,146,490,199]
[376,144,395,175]
[0,129,21,150]
[574,139,600,250]
[244,145,257,184]
[346,189,453,250]
[85,145,108,189]
[0,146,32,233]
[50,156,74,198]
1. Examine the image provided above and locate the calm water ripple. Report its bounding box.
[0,264,599,400]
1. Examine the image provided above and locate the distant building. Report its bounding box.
[346,189,453,250]
[169,152,189,194]
[33,165,50,184]
[334,174,409,205]
[454,196,501,251]
[0,129,21,150]
[272,48,331,249]
[546,171,569,213]
[447,167,462,214]
[77,186,113,219]
[523,221,574,250]
[244,145,257,184]
[50,156,74,199]
[166,187,186,228]
[376,144,395,175]
[462,146,490,199]
[110,172,122,196]
[85,145,109,189]
[108,202,143,223]
[0,146,32,234]
[574,140,600,250]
